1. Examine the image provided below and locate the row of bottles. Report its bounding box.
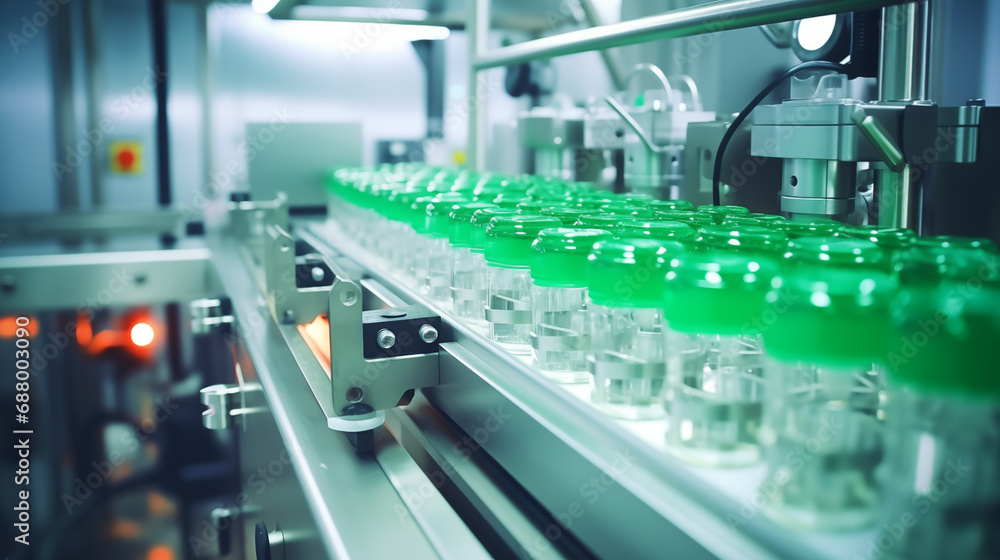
[325,164,998,559]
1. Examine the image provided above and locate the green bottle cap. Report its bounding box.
[647,200,694,212]
[889,274,1000,398]
[896,240,998,286]
[530,228,613,288]
[774,219,842,238]
[588,238,685,308]
[750,213,787,227]
[720,215,765,228]
[492,193,530,209]
[599,202,655,219]
[620,221,696,242]
[540,206,591,226]
[425,197,471,238]
[409,196,439,234]
[576,197,617,210]
[763,237,895,367]
[696,205,751,224]
[515,200,555,215]
[664,251,780,335]
[484,215,562,268]
[696,225,788,255]
[449,202,497,248]
[469,207,519,253]
[655,210,714,227]
[836,225,915,252]
[573,213,636,233]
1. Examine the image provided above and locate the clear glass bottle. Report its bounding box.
[662,251,779,467]
[484,215,561,352]
[528,228,612,383]
[453,207,519,324]
[587,237,685,419]
[423,199,468,304]
[879,239,999,560]
[760,237,893,531]
[447,202,498,322]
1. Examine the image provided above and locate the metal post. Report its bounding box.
[467,0,488,171]
[874,1,930,230]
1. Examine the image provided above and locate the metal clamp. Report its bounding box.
[264,225,332,326]
[326,265,440,426]
[200,384,243,430]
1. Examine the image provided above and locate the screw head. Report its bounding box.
[376,328,396,349]
[418,323,438,343]
[310,266,325,282]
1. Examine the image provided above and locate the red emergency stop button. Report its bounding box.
[110,141,142,174]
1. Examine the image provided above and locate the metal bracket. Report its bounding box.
[264,225,332,325]
[326,265,440,423]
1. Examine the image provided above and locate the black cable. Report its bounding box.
[711,61,849,206]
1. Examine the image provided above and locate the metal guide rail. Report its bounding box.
[206,194,887,560]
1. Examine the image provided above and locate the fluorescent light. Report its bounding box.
[252,0,281,14]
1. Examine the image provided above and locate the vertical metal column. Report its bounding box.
[467,0,489,171]
[874,1,930,230]
[51,6,80,211]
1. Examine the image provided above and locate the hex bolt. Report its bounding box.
[418,323,439,344]
[310,267,325,282]
[377,328,396,349]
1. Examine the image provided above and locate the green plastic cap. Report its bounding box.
[573,213,636,233]
[540,206,591,226]
[889,275,1000,399]
[530,228,613,288]
[696,205,751,224]
[426,198,471,238]
[576,197,617,210]
[620,221,696,242]
[449,202,498,248]
[469,208,519,253]
[720,216,765,228]
[493,193,531,208]
[763,237,896,367]
[599,203,655,219]
[588,238,685,308]
[655,210,714,227]
[774,219,842,238]
[484,215,561,268]
[750,213,787,227]
[515,200,554,215]
[836,225,915,252]
[896,239,998,286]
[409,196,439,234]
[697,225,789,255]
[664,251,780,335]
[647,200,694,213]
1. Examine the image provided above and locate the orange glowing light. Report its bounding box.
[130,322,155,347]
[0,316,38,338]
[297,314,331,377]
